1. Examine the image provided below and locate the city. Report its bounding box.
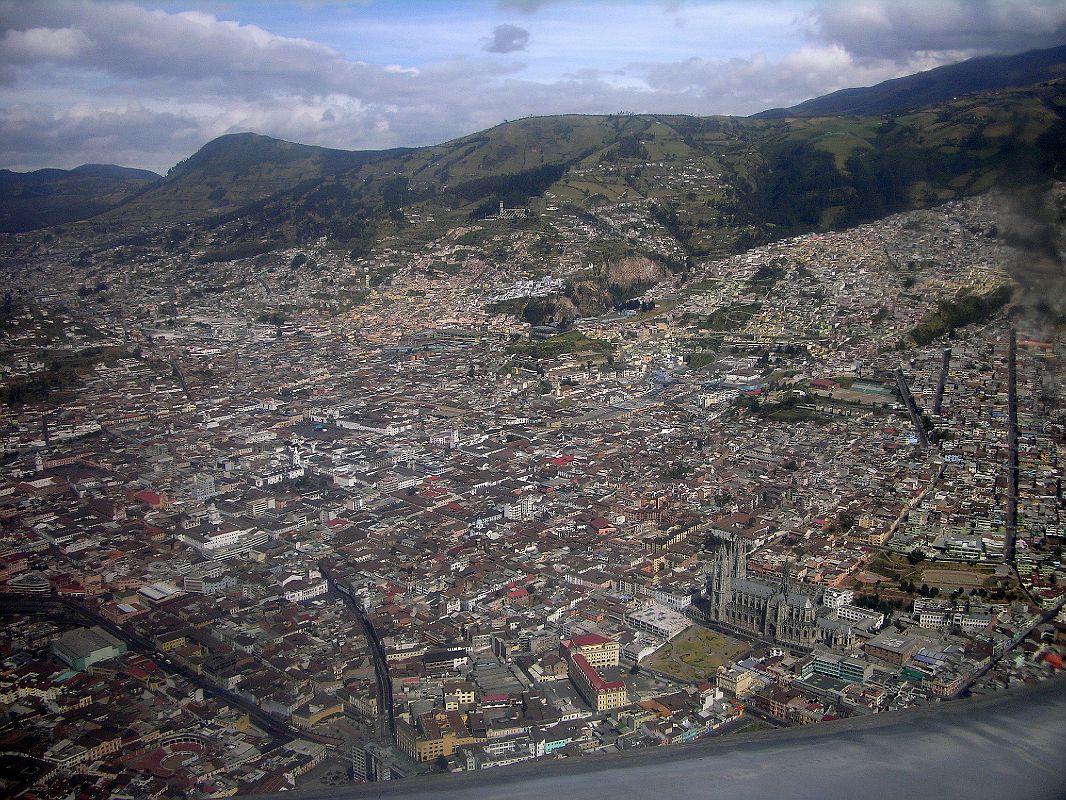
[0,184,1062,796]
[1,2,1065,798]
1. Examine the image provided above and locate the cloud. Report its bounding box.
[498,0,690,19]
[497,0,567,12]
[0,101,204,174]
[1,1,1062,173]
[484,23,531,53]
[633,44,946,113]
[1,26,92,62]
[812,0,1066,61]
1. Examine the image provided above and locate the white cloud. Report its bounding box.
[1,26,92,62]
[496,0,569,12]
[0,1,1061,172]
[631,44,949,114]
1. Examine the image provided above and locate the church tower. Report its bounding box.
[707,535,734,620]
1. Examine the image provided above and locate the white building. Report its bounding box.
[624,602,690,640]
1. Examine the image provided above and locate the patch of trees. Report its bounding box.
[520,296,560,325]
[651,201,704,257]
[685,351,718,369]
[856,592,899,615]
[603,135,648,162]
[452,162,568,208]
[692,302,761,331]
[907,284,1012,345]
[77,282,108,297]
[196,240,276,263]
[256,311,288,326]
[661,461,693,480]
[380,176,410,209]
[507,331,613,360]
[185,285,226,298]
[615,298,655,312]
[1,347,127,407]
[1,292,18,325]
[751,262,786,287]
[735,141,850,234]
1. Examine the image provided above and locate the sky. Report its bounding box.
[2,0,1065,174]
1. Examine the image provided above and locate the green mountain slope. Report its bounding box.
[11,71,1066,274]
[0,164,161,233]
[95,132,411,231]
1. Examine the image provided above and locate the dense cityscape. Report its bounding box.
[0,176,1063,797]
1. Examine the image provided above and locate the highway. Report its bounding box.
[321,569,396,743]
[0,593,340,750]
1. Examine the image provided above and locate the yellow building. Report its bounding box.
[568,652,628,712]
[561,633,619,669]
[292,698,345,729]
[443,680,475,711]
[396,710,484,763]
[717,664,757,699]
[562,634,627,712]
[847,519,890,546]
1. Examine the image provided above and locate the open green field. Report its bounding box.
[645,625,750,682]
[507,330,615,360]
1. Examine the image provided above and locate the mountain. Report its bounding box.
[4,49,1066,270]
[0,163,161,233]
[754,43,1066,119]
[96,132,412,232]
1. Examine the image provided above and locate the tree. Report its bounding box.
[907,549,926,565]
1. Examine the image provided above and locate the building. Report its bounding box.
[444,680,476,711]
[396,710,482,764]
[50,626,127,671]
[624,603,690,640]
[291,697,345,729]
[561,633,619,669]
[357,740,418,782]
[562,636,628,712]
[190,471,216,501]
[863,630,923,666]
[703,535,855,651]
[716,663,760,698]
[178,503,269,560]
[803,649,873,684]
[567,652,628,712]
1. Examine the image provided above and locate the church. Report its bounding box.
[702,535,855,651]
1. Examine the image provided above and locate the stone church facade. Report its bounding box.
[703,535,854,651]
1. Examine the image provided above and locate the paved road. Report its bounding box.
[321,572,396,743]
[0,594,339,750]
